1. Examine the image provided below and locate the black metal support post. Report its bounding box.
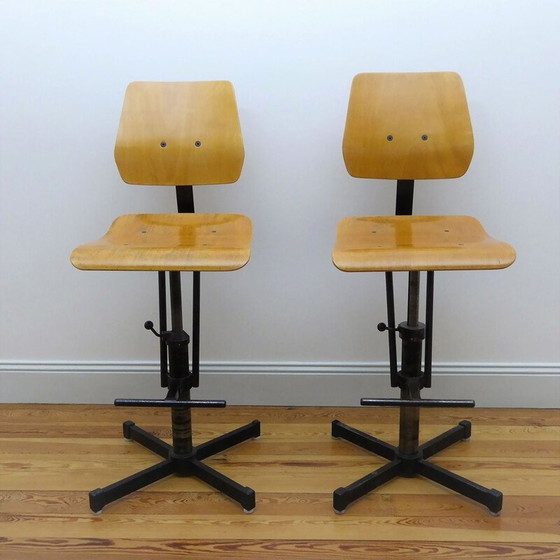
[176,185,195,214]
[385,272,399,387]
[424,270,434,388]
[89,186,260,514]
[399,272,422,456]
[168,271,193,455]
[395,179,414,216]
[332,179,503,515]
[176,185,200,387]
[158,271,168,388]
[192,271,200,387]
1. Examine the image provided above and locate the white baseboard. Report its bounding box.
[1,361,558,407]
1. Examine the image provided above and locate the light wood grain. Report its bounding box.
[71,81,251,272]
[0,538,559,560]
[0,405,558,558]
[114,81,244,186]
[332,215,516,271]
[342,72,473,180]
[70,213,252,271]
[336,72,515,274]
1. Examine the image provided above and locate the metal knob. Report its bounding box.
[377,322,398,333]
[144,320,161,337]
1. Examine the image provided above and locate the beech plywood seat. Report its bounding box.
[71,81,260,515]
[71,213,252,271]
[333,215,515,272]
[71,81,251,274]
[330,72,515,516]
[333,72,515,274]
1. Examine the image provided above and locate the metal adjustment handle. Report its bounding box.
[377,322,399,333]
[144,320,161,337]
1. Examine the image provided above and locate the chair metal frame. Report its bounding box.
[332,180,502,515]
[90,186,260,514]
[331,73,514,515]
[72,82,260,514]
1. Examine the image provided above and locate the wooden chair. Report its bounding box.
[71,81,260,514]
[331,72,516,514]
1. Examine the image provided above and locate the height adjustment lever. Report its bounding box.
[377,322,399,333]
[144,320,190,344]
[144,320,161,337]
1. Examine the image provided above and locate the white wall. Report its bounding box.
[1,0,559,406]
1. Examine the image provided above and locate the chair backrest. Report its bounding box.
[342,72,474,180]
[114,81,244,186]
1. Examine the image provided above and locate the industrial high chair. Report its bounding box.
[331,72,516,515]
[71,81,260,514]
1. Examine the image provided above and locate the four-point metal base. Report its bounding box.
[332,262,504,515]
[332,419,503,514]
[90,419,260,514]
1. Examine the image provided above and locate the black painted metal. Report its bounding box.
[424,270,434,388]
[395,179,414,215]
[187,458,256,506]
[196,420,261,461]
[406,271,420,327]
[90,186,260,512]
[89,419,260,513]
[172,406,193,455]
[192,271,201,387]
[334,459,403,514]
[332,419,502,514]
[91,269,261,512]
[167,271,193,454]
[123,420,170,457]
[399,383,421,455]
[114,398,226,408]
[169,271,184,331]
[158,272,168,388]
[175,185,200,388]
[176,185,195,213]
[90,459,176,514]
[419,420,471,459]
[416,460,503,513]
[384,272,399,387]
[333,177,501,514]
[360,398,475,408]
[398,272,422,454]
[332,419,395,460]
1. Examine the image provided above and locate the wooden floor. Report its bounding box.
[0,404,559,559]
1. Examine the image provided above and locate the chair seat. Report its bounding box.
[71,213,252,271]
[332,215,516,272]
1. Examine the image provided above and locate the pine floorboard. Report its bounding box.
[0,404,559,559]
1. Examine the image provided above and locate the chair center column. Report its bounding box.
[168,271,193,456]
[398,271,424,456]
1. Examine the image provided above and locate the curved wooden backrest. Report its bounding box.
[342,72,474,180]
[114,81,244,185]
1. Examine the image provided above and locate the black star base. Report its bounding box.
[90,418,260,514]
[332,419,503,515]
